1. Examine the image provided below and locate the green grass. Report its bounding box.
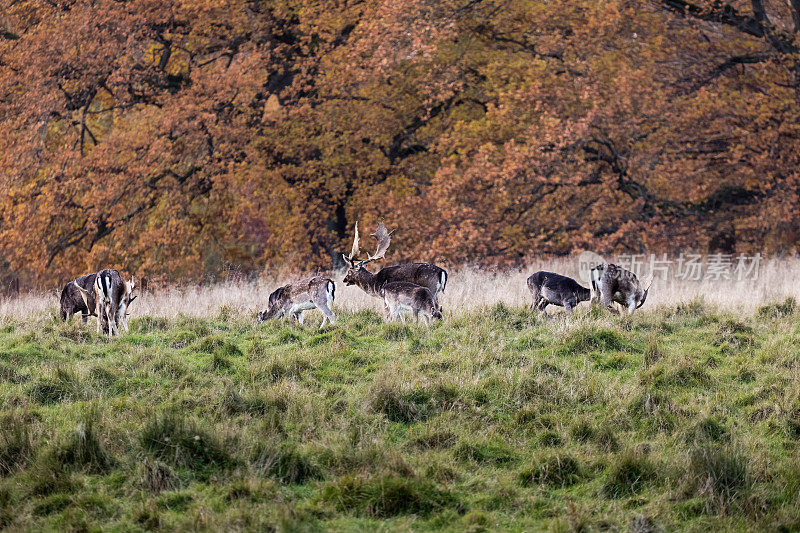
[1,300,799,530]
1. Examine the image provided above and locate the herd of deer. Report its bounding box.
[59,223,652,336]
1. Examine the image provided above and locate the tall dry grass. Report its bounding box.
[1,256,798,319]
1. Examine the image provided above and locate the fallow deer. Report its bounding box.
[590,263,652,315]
[381,281,443,325]
[527,271,591,318]
[75,269,136,337]
[257,276,336,328]
[342,222,447,306]
[60,273,98,323]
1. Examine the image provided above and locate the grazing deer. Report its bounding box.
[590,263,652,315]
[381,282,443,325]
[527,271,591,318]
[342,222,447,305]
[75,269,136,337]
[60,273,98,323]
[257,276,336,328]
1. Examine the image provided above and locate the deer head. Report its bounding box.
[342,221,393,285]
[125,276,137,306]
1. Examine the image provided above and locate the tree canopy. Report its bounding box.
[1,0,799,286]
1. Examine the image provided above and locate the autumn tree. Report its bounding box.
[1,0,799,287]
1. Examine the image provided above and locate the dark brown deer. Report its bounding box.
[257,276,336,327]
[527,271,591,318]
[381,282,443,325]
[60,273,98,323]
[590,263,652,315]
[342,222,447,305]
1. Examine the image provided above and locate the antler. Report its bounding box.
[344,221,361,264]
[344,221,393,266]
[363,221,393,264]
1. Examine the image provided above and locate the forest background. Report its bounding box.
[2,0,799,289]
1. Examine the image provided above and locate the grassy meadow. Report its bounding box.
[1,290,800,531]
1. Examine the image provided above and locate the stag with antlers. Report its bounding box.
[342,222,448,307]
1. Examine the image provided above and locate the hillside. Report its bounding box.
[1,300,800,530]
[2,0,800,286]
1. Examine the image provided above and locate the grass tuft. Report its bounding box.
[519,453,582,487]
[602,450,656,498]
[318,474,459,517]
[688,446,752,514]
[28,367,82,404]
[560,327,625,355]
[0,417,34,475]
[138,458,178,494]
[365,375,455,423]
[250,440,322,484]
[140,413,233,470]
[757,297,797,320]
[45,407,113,473]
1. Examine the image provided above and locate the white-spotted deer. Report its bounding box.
[257,276,336,328]
[342,222,447,306]
[381,281,442,325]
[590,263,652,315]
[75,269,136,337]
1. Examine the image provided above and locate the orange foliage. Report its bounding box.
[1,0,799,286]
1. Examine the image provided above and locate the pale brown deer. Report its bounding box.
[257,276,336,327]
[381,281,443,325]
[342,221,447,306]
[590,263,652,315]
[74,269,136,337]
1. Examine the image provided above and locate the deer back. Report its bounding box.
[60,273,98,319]
[375,263,446,294]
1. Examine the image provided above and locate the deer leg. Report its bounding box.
[108,305,118,337]
[104,305,111,337]
[117,305,129,333]
[537,298,551,319]
[626,295,637,315]
[96,302,103,334]
[529,288,541,310]
[318,302,335,328]
[600,292,618,315]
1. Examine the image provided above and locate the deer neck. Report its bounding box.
[354,267,381,297]
[577,286,592,302]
